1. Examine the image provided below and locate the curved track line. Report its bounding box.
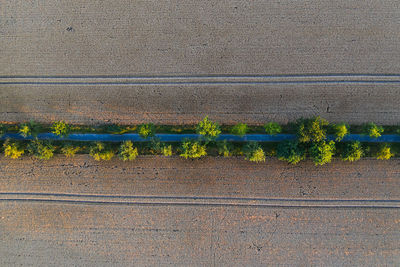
[1,193,399,208]
[1,74,400,85]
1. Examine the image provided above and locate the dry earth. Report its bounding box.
[1,0,400,125]
[0,156,399,266]
[1,0,399,75]
[1,84,400,125]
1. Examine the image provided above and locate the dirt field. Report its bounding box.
[1,83,400,125]
[1,156,400,200]
[1,0,399,75]
[1,0,400,125]
[0,156,399,266]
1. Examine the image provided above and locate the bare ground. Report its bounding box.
[1,0,400,125]
[1,0,399,75]
[1,83,400,125]
[0,156,399,266]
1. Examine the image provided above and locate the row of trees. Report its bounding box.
[0,117,391,139]
[0,117,397,164]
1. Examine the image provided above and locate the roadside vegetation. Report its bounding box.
[0,117,399,164]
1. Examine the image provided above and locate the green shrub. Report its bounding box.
[118,141,138,161]
[364,123,384,138]
[89,142,115,161]
[341,141,363,162]
[27,139,55,160]
[3,139,24,159]
[196,116,221,141]
[231,123,248,137]
[264,122,282,135]
[161,145,173,156]
[180,140,207,159]
[138,123,155,139]
[297,117,328,143]
[0,124,5,137]
[103,124,123,134]
[149,138,172,156]
[19,121,41,138]
[310,141,335,166]
[333,123,349,141]
[217,140,233,157]
[277,140,306,164]
[51,121,70,137]
[376,144,394,160]
[243,142,266,163]
[61,144,81,158]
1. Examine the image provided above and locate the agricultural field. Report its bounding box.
[1,0,400,265]
[1,156,400,266]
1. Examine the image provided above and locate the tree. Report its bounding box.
[277,140,306,164]
[89,142,115,161]
[118,141,138,161]
[180,140,207,159]
[333,123,349,141]
[310,141,335,166]
[196,116,221,141]
[243,142,266,163]
[61,143,81,157]
[3,139,24,159]
[138,123,155,139]
[297,117,329,143]
[264,122,282,135]
[217,140,233,157]
[19,120,41,138]
[376,144,394,160]
[231,123,247,137]
[51,121,70,137]
[364,123,384,138]
[27,139,55,160]
[341,141,363,162]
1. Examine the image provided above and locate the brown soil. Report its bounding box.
[0,156,399,266]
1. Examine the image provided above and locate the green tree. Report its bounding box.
[51,121,70,137]
[118,141,138,161]
[27,139,55,160]
[231,123,248,137]
[264,122,282,135]
[89,142,115,161]
[333,123,349,141]
[310,141,335,166]
[341,141,363,162]
[364,123,384,138]
[297,117,329,143]
[243,142,266,163]
[217,140,233,157]
[61,143,81,157]
[277,140,306,164]
[3,139,24,159]
[138,123,155,139]
[19,121,41,138]
[376,144,394,160]
[180,140,207,159]
[196,116,221,141]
